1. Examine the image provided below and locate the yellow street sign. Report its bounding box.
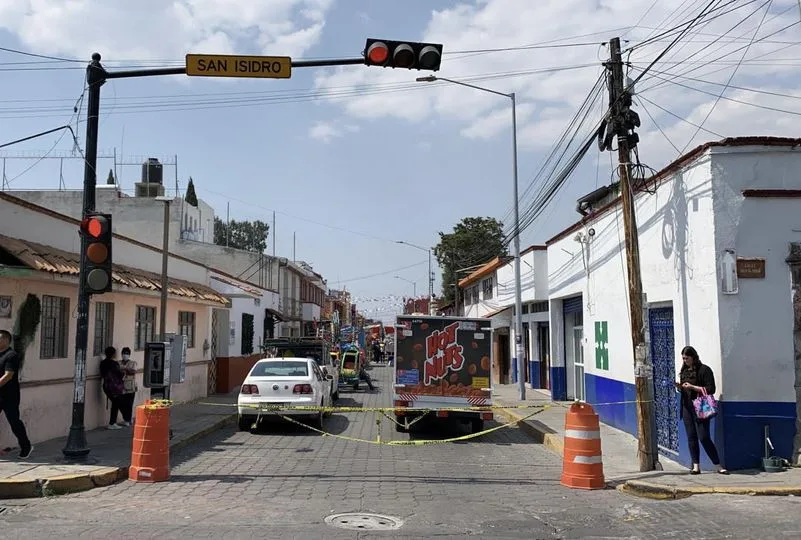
[185,54,291,79]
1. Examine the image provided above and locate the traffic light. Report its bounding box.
[364,38,443,71]
[80,212,112,294]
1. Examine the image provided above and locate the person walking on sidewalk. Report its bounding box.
[118,347,137,427]
[677,345,728,475]
[100,346,126,430]
[0,330,33,459]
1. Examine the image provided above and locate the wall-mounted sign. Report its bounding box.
[0,296,11,318]
[737,257,766,279]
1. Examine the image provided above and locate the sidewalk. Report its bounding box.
[0,392,237,499]
[493,384,801,499]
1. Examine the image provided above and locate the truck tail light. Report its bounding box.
[481,412,494,421]
[293,384,313,394]
[241,384,259,395]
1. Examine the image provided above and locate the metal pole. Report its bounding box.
[428,249,433,315]
[511,92,526,401]
[159,199,171,401]
[63,53,105,461]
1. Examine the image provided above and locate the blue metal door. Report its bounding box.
[649,307,679,454]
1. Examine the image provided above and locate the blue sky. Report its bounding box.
[2,0,800,323]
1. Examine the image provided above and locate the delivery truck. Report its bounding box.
[393,315,493,434]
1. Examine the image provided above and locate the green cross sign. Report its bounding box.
[595,321,609,370]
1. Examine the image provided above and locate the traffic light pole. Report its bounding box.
[62,55,104,461]
[62,52,369,462]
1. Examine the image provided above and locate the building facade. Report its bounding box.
[547,137,801,470]
[457,247,549,387]
[0,192,228,447]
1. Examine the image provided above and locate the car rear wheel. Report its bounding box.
[238,415,256,432]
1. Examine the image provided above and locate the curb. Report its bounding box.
[619,479,801,500]
[0,412,236,499]
[495,407,564,455]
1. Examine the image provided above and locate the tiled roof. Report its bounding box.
[210,274,264,297]
[0,234,230,306]
[458,256,513,288]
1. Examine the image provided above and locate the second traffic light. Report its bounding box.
[80,212,113,294]
[364,38,443,71]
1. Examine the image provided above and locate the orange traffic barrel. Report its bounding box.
[560,401,605,490]
[129,400,170,483]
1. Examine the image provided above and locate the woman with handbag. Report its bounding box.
[677,345,728,475]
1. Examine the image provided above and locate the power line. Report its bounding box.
[333,260,428,284]
[679,0,773,153]
[636,94,725,138]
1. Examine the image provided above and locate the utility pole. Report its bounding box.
[606,37,657,472]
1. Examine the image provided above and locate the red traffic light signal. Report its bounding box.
[80,213,113,294]
[364,39,443,71]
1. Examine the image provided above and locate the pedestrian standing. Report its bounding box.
[677,345,728,475]
[0,330,33,459]
[118,347,137,426]
[99,346,125,430]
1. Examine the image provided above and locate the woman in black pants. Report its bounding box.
[677,346,728,475]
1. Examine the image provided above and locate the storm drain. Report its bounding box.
[325,512,403,531]
[0,507,6,515]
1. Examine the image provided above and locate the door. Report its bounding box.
[649,306,680,455]
[538,324,551,389]
[523,322,531,384]
[498,334,510,383]
[573,326,585,401]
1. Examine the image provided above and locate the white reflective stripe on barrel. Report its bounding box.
[572,455,603,464]
[564,429,601,439]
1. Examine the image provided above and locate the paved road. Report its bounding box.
[1,365,799,539]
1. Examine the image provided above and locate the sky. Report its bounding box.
[1,0,801,323]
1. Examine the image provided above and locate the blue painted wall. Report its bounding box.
[550,366,567,401]
[583,372,798,470]
[530,361,541,388]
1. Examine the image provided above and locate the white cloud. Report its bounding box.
[309,121,359,143]
[0,0,334,61]
[312,0,801,168]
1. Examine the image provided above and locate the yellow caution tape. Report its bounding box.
[264,405,551,446]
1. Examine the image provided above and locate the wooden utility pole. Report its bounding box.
[606,37,658,472]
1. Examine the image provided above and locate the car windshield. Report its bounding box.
[250,361,309,377]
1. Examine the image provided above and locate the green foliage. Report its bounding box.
[433,217,507,304]
[213,217,270,253]
[185,177,199,207]
[12,294,41,371]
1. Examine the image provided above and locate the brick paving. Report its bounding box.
[1,366,799,539]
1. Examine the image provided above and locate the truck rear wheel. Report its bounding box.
[471,419,484,434]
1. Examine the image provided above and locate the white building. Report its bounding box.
[0,191,229,447]
[547,136,801,470]
[458,247,550,387]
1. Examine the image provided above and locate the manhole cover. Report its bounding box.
[325,512,403,531]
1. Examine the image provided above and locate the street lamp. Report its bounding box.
[417,75,526,400]
[394,275,417,297]
[396,240,433,315]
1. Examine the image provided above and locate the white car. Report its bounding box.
[238,357,334,431]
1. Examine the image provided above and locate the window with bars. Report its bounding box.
[482,277,494,300]
[135,305,156,350]
[40,295,70,359]
[93,302,115,356]
[178,311,196,348]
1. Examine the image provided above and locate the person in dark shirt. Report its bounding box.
[99,346,125,430]
[0,329,32,459]
[677,345,728,475]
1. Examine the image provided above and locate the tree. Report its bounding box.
[213,216,269,253]
[433,217,507,305]
[185,177,198,207]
